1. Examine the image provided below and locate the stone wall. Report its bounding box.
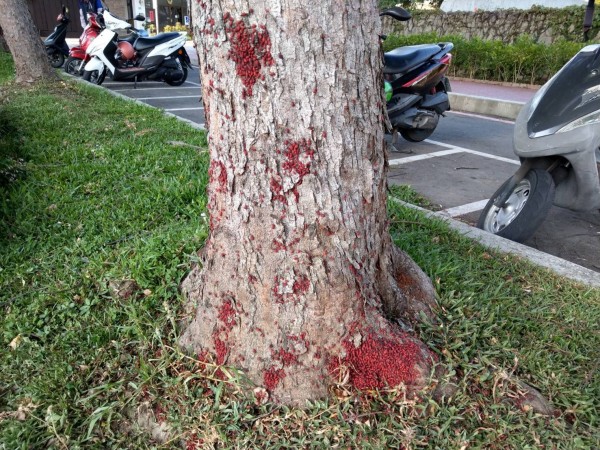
[441,0,586,12]
[382,6,599,44]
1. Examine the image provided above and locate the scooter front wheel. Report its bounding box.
[477,169,555,243]
[64,57,83,76]
[48,51,65,68]
[82,68,106,86]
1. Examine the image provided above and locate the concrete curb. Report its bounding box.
[449,92,524,120]
[391,198,600,289]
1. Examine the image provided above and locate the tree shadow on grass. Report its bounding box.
[0,109,26,188]
[0,108,28,240]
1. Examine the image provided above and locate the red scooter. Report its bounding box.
[64,12,101,76]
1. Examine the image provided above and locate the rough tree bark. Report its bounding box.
[0,0,57,83]
[0,27,9,52]
[180,0,439,405]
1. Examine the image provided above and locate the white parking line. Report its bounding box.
[113,86,199,92]
[440,199,489,217]
[449,110,515,125]
[426,139,520,165]
[137,95,201,100]
[165,107,204,111]
[389,149,464,165]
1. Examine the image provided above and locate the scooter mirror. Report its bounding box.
[380,7,411,21]
[134,14,146,22]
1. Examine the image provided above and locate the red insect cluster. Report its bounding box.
[292,275,310,295]
[262,341,305,391]
[217,299,236,330]
[333,333,421,389]
[208,160,228,193]
[269,139,315,205]
[272,348,298,366]
[282,139,314,180]
[213,335,228,365]
[269,176,287,204]
[186,434,205,450]
[263,367,285,391]
[224,11,275,98]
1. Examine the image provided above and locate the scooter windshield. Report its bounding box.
[528,45,600,136]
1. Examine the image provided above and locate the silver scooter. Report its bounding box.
[478,44,600,243]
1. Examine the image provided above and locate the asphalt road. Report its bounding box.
[98,69,600,274]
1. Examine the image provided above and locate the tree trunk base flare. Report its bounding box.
[180,243,440,406]
[179,1,444,406]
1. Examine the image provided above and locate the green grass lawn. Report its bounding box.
[1,54,599,448]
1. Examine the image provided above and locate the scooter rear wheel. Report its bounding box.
[399,113,440,142]
[400,127,436,143]
[477,169,555,243]
[48,51,65,68]
[165,61,188,87]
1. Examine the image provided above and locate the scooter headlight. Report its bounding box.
[556,109,600,133]
[526,80,552,121]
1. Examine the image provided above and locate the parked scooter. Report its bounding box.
[64,12,102,76]
[477,44,600,243]
[380,7,453,142]
[82,10,191,86]
[64,10,143,77]
[44,6,70,68]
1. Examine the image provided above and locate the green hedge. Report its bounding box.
[383,33,585,85]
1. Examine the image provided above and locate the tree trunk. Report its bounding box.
[0,27,9,52]
[0,0,57,83]
[181,0,438,405]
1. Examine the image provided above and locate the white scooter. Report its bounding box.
[82,10,191,87]
[477,44,600,243]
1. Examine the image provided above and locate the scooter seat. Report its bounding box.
[384,44,442,74]
[134,32,181,51]
[119,33,138,45]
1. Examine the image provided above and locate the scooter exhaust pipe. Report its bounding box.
[390,107,438,130]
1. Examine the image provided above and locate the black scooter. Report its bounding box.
[44,6,70,68]
[380,8,453,143]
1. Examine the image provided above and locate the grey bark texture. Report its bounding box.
[0,0,57,83]
[180,0,438,405]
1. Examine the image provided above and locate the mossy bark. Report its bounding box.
[180,0,438,405]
